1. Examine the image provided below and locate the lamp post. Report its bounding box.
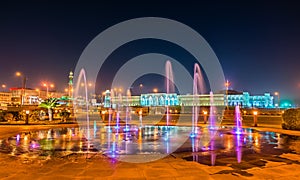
[203,111,208,124]
[139,84,143,95]
[1,84,6,92]
[274,92,280,110]
[15,72,27,105]
[25,110,30,125]
[253,111,258,127]
[225,80,230,109]
[43,82,54,98]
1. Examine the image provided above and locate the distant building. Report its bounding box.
[227,92,274,108]
[0,92,12,110]
[141,93,179,106]
[178,94,224,106]
[103,90,274,109]
[10,88,66,105]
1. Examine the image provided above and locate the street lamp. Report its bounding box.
[15,71,27,105]
[224,80,230,109]
[153,88,158,93]
[1,84,6,91]
[43,82,54,98]
[139,84,143,94]
[203,111,208,124]
[35,88,41,97]
[274,92,280,110]
[25,110,30,125]
[253,111,258,127]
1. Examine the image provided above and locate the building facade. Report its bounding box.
[103,90,274,109]
[10,88,66,105]
[227,92,273,108]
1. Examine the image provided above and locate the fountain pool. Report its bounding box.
[1,124,299,165]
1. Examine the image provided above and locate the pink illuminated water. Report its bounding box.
[191,63,205,136]
[209,91,216,129]
[235,105,242,134]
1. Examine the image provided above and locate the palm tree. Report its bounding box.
[39,98,60,121]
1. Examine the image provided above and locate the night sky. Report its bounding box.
[0,1,300,104]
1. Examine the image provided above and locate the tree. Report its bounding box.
[39,98,60,121]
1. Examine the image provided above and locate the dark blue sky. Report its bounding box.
[0,1,300,103]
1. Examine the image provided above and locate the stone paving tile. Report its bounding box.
[111,168,144,178]
[211,174,247,180]
[143,168,180,178]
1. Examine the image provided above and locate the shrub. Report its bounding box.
[282,108,300,130]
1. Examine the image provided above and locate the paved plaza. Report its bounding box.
[1,120,300,179]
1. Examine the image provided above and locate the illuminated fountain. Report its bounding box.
[235,105,243,134]
[124,89,132,132]
[73,68,94,152]
[165,60,175,127]
[108,89,115,132]
[191,63,205,137]
[115,92,122,131]
[209,91,217,130]
[236,133,242,163]
[74,68,90,141]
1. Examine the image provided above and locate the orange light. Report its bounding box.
[35,88,39,92]
[153,88,158,93]
[203,111,208,115]
[50,84,54,88]
[253,111,258,116]
[15,72,21,77]
[1,84,6,88]
[225,80,230,87]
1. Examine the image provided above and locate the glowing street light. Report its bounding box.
[224,80,230,109]
[153,88,158,93]
[274,92,280,110]
[139,84,143,94]
[15,72,21,77]
[15,71,27,105]
[253,111,258,127]
[203,111,208,124]
[35,88,41,97]
[1,84,6,91]
[42,82,55,98]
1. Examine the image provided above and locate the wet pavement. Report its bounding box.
[1,122,300,179]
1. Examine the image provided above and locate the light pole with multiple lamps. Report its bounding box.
[42,82,54,98]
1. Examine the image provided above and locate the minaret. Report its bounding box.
[68,71,73,98]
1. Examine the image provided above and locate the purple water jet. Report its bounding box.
[209,91,217,129]
[235,105,242,134]
[191,63,205,137]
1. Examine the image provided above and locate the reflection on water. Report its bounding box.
[1,125,300,165]
[186,128,300,166]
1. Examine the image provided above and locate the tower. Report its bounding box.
[68,71,73,98]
